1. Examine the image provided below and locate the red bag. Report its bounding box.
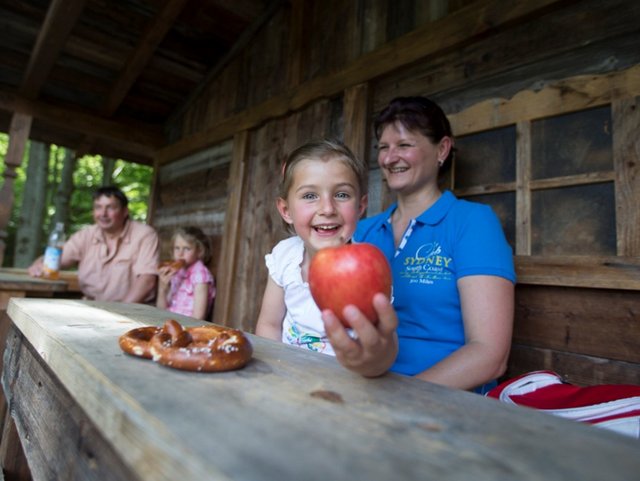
[487,370,640,439]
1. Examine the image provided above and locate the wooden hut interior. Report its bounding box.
[1,0,639,393]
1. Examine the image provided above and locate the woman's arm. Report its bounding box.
[413,275,514,390]
[255,276,287,341]
[191,283,210,320]
[323,293,398,377]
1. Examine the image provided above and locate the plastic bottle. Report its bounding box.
[42,222,66,280]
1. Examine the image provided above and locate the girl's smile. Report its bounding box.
[277,157,366,258]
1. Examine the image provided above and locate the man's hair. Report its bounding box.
[93,186,129,208]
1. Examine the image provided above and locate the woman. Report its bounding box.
[322,96,516,393]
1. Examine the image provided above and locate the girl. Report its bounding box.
[255,139,368,355]
[157,226,216,321]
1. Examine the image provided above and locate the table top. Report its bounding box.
[6,298,640,481]
[0,267,79,293]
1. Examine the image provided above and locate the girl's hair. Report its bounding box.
[279,139,368,200]
[374,96,455,173]
[172,226,212,265]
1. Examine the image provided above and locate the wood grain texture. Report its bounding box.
[213,131,249,326]
[3,329,136,481]
[506,344,640,387]
[158,0,568,163]
[514,284,640,364]
[612,96,640,256]
[515,255,640,290]
[4,298,640,481]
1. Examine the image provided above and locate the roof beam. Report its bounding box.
[20,0,87,99]
[103,0,189,116]
[0,89,164,159]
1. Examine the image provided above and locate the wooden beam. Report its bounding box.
[213,131,249,326]
[211,0,267,21]
[103,0,189,116]
[449,64,640,136]
[0,89,164,158]
[515,255,640,290]
[20,0,87,99]
[515,121,531,255]
[158,0,571,163]
[612,96,640,256]
[342,83,369,163]
[286,0,307,89]
[0,113,32,265]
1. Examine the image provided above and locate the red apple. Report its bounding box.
[308,243,392,327]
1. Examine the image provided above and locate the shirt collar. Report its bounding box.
[384,190,457,227]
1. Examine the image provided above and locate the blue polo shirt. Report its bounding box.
[354,190,515,389]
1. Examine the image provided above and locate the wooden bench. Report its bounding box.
[505,257,640,386]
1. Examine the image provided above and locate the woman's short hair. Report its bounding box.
[374,96,455,169]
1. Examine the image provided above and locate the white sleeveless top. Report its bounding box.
[265,236,334,355]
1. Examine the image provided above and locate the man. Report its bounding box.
[29,186,159,303]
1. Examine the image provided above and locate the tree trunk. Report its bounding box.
[0,113,32,266]
[52,148,76,229]
[102,157,115,185]
[13,141,49,267]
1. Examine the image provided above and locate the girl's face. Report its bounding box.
[277,156,367,258]
[173,234,200,267]
[377,121,451,196]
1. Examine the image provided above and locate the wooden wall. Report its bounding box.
[154,0,640,386]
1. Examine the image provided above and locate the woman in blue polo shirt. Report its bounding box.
[323,96,515,393]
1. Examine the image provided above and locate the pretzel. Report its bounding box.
[119,319,253,372]
[158,259,186,270]
[118,326,161,359]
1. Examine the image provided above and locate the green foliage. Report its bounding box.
[1,135,153,266]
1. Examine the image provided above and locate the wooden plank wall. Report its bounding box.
[157,0,640,385]
[151,142,232,273]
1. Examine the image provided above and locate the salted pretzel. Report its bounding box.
[118,326,161,359]
[158,259,186,270]
[119,319,253,372]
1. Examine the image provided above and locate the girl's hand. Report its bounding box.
[322,293,398,377]
[157,265,179,288]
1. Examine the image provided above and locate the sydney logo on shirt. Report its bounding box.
[401,242,453,284]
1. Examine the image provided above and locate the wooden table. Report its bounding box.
[0,270,81,481]
[0,268,80,311]
[2,299,639,481]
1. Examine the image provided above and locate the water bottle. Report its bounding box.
[42,222,66,280]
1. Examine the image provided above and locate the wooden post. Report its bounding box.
[212,131,248,325]
[613,96,640,256]
[343,83,377,212]
[515,120,532,255]
[0,113,32,266]
[343,83,369,163]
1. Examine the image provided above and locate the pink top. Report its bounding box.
[167,260,216,318]
[62,220,160,302]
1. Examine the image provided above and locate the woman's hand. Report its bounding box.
[322,293,398,377]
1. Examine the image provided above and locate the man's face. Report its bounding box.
[93,195,128,234]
